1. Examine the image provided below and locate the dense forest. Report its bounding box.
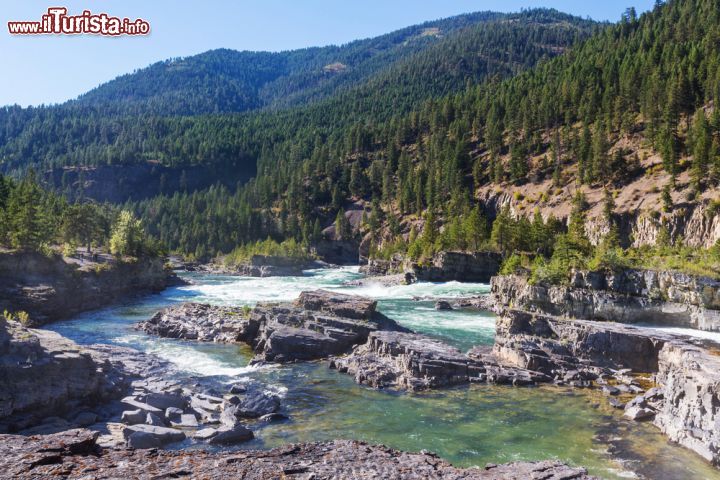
[2,1,720,279]
[0,171,158,258]
[0,9,596,178]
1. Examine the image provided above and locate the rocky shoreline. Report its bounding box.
[185,254,329,277]
[0,251,179,326]
[492,272,720,466]
[0,428,597,479]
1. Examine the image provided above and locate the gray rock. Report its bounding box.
[127,431,163,449]
[601,385,620,396]
[121,409,146,425]
[170,414,198,428]
[259,412,288,423]
[229,383,247,394]
[146,412,165,426]
[434,300,453,311]
[192,428,218,440]
[624,406,656,421]
[72,411,98,427]
[207,424,254,445]
[144,392,186,410]
[165,407,183,420]
[122,424,186,446]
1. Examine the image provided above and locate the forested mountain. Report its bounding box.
[131,0,720,262]
[4,0,719,270]
[0,8,596,188]
[73,10,594,116]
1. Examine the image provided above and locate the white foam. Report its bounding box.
[643,325,720,344]
[114,334,254,377]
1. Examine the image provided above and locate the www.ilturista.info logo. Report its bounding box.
[8,7,150,36]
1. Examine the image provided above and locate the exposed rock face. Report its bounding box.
[0,319,169,433]
[249,290,410,363]
[492,271,720,331]
[331,331,549,391]
[363,251,502,283]
[493,306,720,466]
[0,251,175,326]
[0,429,598,479]
[409,251,502,283]
[138,303,254,342]
[195,255,322,277]
[653,342,720,464]
[140,290,410,363]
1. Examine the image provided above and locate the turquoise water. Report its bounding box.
[48,267,720,479]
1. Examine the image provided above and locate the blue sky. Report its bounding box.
[1,0,655,107]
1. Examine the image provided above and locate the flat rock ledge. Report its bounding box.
[189,255,325,277]
[330,331,549,391]
[494,307,720,466]
[139,290,410,363]
[0,428,597,480]
[139,303,253,342]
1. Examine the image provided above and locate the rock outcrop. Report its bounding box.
[492,270,720,331]
[140,290,411,363]
[0,428,598,479]
[493,305,720,466]
[331,331,549,391]
[139,303,253,342]
[362,251,502,283]
[0,251,176,326]
[0,319,170,433]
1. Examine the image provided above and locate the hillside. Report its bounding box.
[0,9,596,204]
[129,0,720,267]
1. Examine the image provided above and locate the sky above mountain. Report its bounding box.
[1,0,654,107]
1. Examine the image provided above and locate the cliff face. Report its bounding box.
[493,307,720,466]
[0,319,137,432]
[492,270,720,331]
[0,251,174,326]
[362,251,501,283]
[477,188,720,248]
[492,270,720,467]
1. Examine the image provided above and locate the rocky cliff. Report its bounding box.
[361,251,501,283]
[492,307,720,466]
[492,270,720,331]
[0,428,597,480]
[0,319,165,433]
[0,251,176,326]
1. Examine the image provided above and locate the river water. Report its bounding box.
[48,267,720,479]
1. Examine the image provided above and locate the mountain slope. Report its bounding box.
[129,0,720,259]
[0,8,597,206]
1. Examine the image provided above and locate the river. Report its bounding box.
[48,267,720,479]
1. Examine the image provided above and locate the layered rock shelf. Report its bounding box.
[331,331,548,391]
[0,251,177,326]
[492,270,720,331]
[139,290,411,363]
[491,273,720,467]
[0,428,598,480]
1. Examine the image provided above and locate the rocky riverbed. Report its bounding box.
[492,272,720,467]
[0,428,597,480]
